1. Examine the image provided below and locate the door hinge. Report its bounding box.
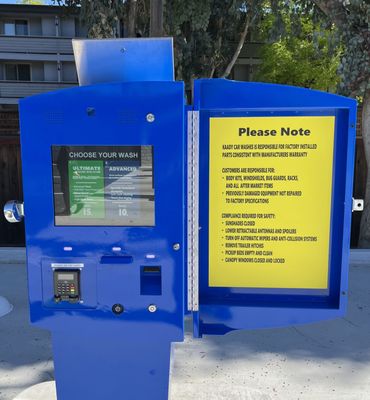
[187,110,199,312]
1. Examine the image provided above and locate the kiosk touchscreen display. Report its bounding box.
[52,145,155,226]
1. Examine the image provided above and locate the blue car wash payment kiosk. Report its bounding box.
[3,38,362,400]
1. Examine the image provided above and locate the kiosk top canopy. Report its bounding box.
[72,37,174,86]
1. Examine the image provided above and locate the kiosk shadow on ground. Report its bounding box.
[182,263,370,363]
[171,263,370,399]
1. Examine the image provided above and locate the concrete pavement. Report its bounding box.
[0,260,52,400]
[0,248,26,265]
[0,250,369,399]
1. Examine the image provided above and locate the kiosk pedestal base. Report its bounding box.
[52,331,173,400]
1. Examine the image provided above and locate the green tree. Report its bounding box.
[57,0,125,38]
[311,1,370,248]
[257,15,341,91]
[57,0,264,88]
[164,0,263,85]
[16,0,44,4]
[270,0,370,246]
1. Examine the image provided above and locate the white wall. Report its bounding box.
[29,18,42,36]
[61,61,77,82]
[31,62,44,81]
[44,61,58,81]
[60,17,75,37]
[41,17,56,36]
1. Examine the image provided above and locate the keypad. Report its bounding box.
[57,282,76,295]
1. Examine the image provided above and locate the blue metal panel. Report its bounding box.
[73,38,174,86]
[52,332,172,400]
[19,81,185,399]
[193,79,357,337]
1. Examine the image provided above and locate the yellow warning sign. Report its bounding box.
[209,116,335,289]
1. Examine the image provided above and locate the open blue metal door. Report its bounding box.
[189,79,357,337]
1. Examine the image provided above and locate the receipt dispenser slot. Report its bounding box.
[141,266,162,295]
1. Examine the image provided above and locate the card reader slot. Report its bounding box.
[53,269,80,303]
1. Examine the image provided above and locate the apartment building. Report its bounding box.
[0,4,85,246]
[0,4,85,109]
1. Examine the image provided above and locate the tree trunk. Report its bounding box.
[359,90,370,248]
[221,13,251,79]
[150,0,163,37]
[127,0,137,37]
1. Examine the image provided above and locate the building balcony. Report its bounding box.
[0,80,77,104]
[0,35,74,56]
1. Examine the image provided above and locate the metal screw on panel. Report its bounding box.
[148,304,157,313]
[86,107,95,116]
[146,113,155,123]
[112,304,124,315]
[120,48,126,53]
[173,243,180,251]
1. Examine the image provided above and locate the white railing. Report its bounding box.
[0,81,77,98]
[0,35,74,54]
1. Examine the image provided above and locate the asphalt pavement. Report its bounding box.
[0,249,370,400]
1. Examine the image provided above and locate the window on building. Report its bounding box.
[5,64,31,81]
[4,20,29,36]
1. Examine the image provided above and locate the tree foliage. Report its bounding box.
[56,0,263,86]
[164,0,263,83]
[257,15,341,91]
[56,0,125,38]
[17,0,44,4]
[264,0,370,247]
[311,1,370,247]
[269,0,370,97]
[306,0,370,98]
